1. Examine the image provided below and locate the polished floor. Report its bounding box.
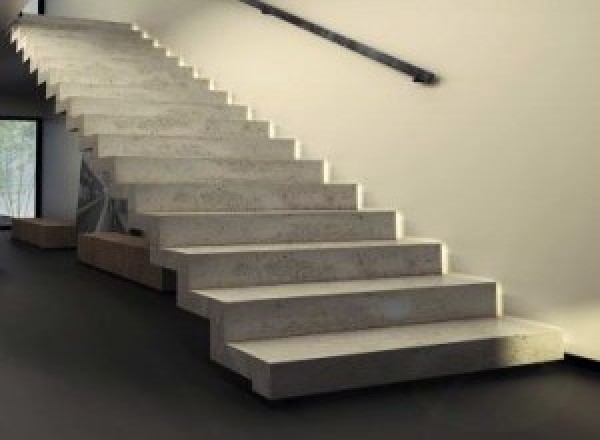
[1,231,599,440]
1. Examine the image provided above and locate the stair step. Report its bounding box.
[154,239,444,289]
[228,317,564,399]
[17,14,134,32]
[33,57,191,76]
[132,210,401,247]
[49,83,227,106]
[94,157,327,185]
[12,26,144,42]
[182,274,498,341]
[16,34,153,55]
[22,42,166,62]
[13,13,564,400]
[113,181,360,212]
[84,134,293,160]
[38,68,197,88]
[30,55,181,77]
[66,98,247,120]
[70,114,271,138]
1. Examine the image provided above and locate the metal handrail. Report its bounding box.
[239,0,438,85]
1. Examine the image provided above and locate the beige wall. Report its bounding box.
[47,0,600,360]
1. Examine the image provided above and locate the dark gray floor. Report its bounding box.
[1,231,599,440]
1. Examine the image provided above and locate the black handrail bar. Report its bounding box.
[239,0,438,85]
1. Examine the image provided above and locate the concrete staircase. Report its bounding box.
[11,14,564,399]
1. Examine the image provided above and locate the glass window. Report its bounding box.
[22,0,40,14]
[0,120,37,227]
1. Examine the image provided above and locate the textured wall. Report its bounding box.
[46,0,600,360]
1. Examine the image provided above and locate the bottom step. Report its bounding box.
[228,317,563,399]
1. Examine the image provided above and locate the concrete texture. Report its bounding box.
[48,82,226,105]
[43,0,599,361]
[66,98,248,120]
[93,157,327,185]
[131,210,402,247]
[70,114,271,138]
[229,318,563,399]
[85,134,295,160]
[114,181,361,212]
[154,239,445,289]
[9,14,566,398]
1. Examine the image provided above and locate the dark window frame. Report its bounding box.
[0,117,43,230]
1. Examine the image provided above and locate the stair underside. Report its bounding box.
[12,14,565,399]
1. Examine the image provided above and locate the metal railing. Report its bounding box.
[239,0,438,85]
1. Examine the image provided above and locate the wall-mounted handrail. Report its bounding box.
[239,0,438,85]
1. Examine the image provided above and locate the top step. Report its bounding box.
[17,14,134,32]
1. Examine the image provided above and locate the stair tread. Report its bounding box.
[190,274,494,302]
[138,209,391,217]
[92,133,289,141]
[68,98,240,108]
[163,238,440,255]
[228,317,560,363]
[19,13,132,28]
[57,82,212,91]
[100,157,317,164]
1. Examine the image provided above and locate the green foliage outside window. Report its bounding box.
[0,120,36,223]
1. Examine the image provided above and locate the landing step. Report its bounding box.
[228,317,564,399]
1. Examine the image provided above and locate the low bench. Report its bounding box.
[78,232,175,292]
[12,218,77,249]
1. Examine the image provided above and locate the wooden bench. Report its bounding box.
[12,218,77,249]
[78,232,175,292]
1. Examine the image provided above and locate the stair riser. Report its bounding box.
[35,61,193,77]
[85,135,294,160]
[13,27,140,42]
[50,84,228,106]
[187,283,498,342]
[234,331,563,399]
[133,211,401,247]
[23,44,166,61]
[30,56,181,76]
[17,16,134,32]
[16,36,153,54]
[67,100,246,120]
[169,244,443,289]
[73,117,271,139]
[97,159,326,185]
[39,70,197,88]
[116,183,360,213]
